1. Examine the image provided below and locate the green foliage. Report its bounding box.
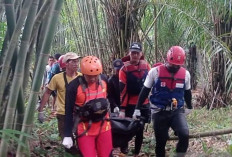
[201,140,213,155]
[142,137,156,155]
[0,129,33,147]
[0,21,6,53]
[32,111,64,156]
[0,129,34,156]
[227,142,232,156]
[187,106,232,132]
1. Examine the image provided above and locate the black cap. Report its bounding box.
[113,59,123,70]
[129,42,142,52]
[54,53,61,60]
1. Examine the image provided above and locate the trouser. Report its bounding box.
[121,104,149,155]
[77,130,113,157]
[153,109,189,157]
[56,114,65,138]
[56,114,79,155]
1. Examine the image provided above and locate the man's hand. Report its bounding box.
[38,112,45,123]
[62,137,73,149]
[184,108,192,116]
[41,86,44,91]
[113,107,120,113]
[132,109,141,119]
[119,111,125,118]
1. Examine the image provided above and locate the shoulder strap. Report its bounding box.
[98,75,103,89]
[63,72,68,88]
[78,76,87,92]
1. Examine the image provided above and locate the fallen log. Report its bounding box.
[169,128,232,140]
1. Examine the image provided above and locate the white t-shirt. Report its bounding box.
[144,67,191,90]
[45,65,52,85]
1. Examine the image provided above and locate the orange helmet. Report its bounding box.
[167,46,186,65]
[58,55,66,69]
[80,56,103,75]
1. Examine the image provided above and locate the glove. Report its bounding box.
[38,112,45,123]
[62,137,73,149]
[113,107,120,113]
[184,108,192,116]
[119,111,125,118]
[132,109,141,119]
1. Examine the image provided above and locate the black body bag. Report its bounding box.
[110,117,144,148]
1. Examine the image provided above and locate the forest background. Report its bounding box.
[0,0,232,156]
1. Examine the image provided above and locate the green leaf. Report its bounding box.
[0,129,33,139]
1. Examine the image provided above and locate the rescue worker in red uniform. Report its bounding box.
[62,56,113,157]
[133,46,193,157]
[119,42,151,157]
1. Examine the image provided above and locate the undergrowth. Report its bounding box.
[140,105,232,157]
[30,105,232,156]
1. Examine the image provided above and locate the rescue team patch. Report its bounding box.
[161,82,166,87]
[176,83,184,88]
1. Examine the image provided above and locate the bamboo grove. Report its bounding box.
[0,0,231,156]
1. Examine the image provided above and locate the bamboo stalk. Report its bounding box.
[154,4,158,63]
[0,0,36,155]
[0,0,33,107]
[0,0,16,108]
[76,0,88,53]
[141,5,164,42]
[90,0,101,56]
[14,0,23,12]
[0,0,4,19]
[63,0,81,53]
[17,0,64,155]
[83,0,94,53]
[125,0,130,41]
[0,30,9,66]
[75,1,85,55]
[15,88,25,132]
[30,0,52,44]
[35,3,53,72]
[23,36,36,91]
[4,0,16,36]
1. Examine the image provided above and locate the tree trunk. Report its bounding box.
[187,44,198,90]
[169,128,232,140]
[209,5,231,108]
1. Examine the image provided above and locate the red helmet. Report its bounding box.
[167,46,186,65]
[80,56,103,75]
[58,55,66,69]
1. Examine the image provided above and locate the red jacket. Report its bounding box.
[64,75,111,137]
[119,60,150,108]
